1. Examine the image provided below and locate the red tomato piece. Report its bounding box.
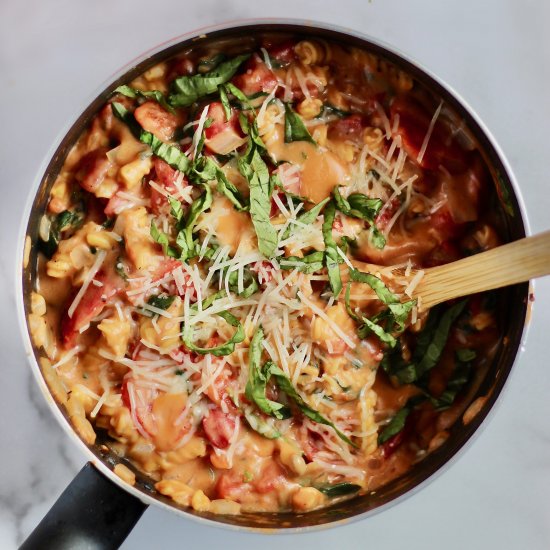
[265,40,297,64]
[429,207,467,242]
[216,471,248,500]
[202,102,245,155]
[60,269,124,349]
[202,409,236,449]
[232,55,278,96]
[253,461,286,494]
[134,101,178,142]
[328,114,365,142]
[77,148,111,194]
[250,260,275,285]
[390,97,469,172]
[149,158,187,214]
[379,430,406,459]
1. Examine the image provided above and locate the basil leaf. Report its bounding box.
[147,295,176,310]
[333,186,385,249]
[39,209,85,258]
[167,195,184,222]
[317,483,361,498]
[191,156,247,211]
[140,131,191,173]
[386,300,468,385]
[284,103,315,144]
[378,404,411,444]
[218,85,231,121]
[182,293,244,357]
[279,251,325,274]
[348,268,398,305]
[169,54,250,107]
[111,102,191,173]
[150,221,178,258]
[113,85,175,114]
[360,317,397,347]
[224,82,256,113]
[430,349,475,411]
[243,409,282,439]
[268,364,356,447]
[322,201,342,297]
[245,327,291,420]
[317,103,351,119]
[226,267,259,298]
[175,184,212,260]
[388,300,417,332]
[239,148,278,257]
[333,187,382,221]
[414,300,468,380]
[281,197,330,241]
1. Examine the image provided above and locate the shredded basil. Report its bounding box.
[39,208,85,258]
[243,409,282,439]
[169,54,250,107]
[268,364,356,447]
[245,327,291,420]
[430,349,475,410]
[191,156,247,211]
[218,85,231,121]
[317,483,361,497]
[197,53,226,73]
[181,291,244,356]
[175,185,212,260]
[238,146,277,257]
[147,294,176,310]
[382,300,468,385]
[112,102,191,173]
[333,186,385,249]
[150,221,178,258]
[281,197,330,241]
[322,201,342,297]
[113,85,175,114]
[378,403,412,444]
[279,251,325,274]
[284,103,316,144]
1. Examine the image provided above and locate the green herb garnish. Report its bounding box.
[284,103,316,144]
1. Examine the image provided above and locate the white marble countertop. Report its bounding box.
[1,1,549,548]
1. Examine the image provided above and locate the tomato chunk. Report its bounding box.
[134,101,178,141]
[202,408,236,449]
[149,158,187,214]
[60,269,124,348]
[77,148,111,194]
[232,55,277,96]
[203,102,246,155]
[328,114,365,142]
[390,97,468,172]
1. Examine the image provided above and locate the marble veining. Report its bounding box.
[1,1,549,549]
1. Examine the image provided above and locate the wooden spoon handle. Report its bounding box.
[416,230,550,310]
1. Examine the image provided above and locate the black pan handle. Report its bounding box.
[20,462,147,550]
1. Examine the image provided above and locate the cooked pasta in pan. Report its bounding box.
[29,36,503,514]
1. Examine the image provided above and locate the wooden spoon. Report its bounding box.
[351,230,550,311]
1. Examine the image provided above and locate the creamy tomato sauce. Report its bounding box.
[27,36,503,515]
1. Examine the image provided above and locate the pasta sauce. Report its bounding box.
[28,36,503,514]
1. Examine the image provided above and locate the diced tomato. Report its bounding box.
[254,462,286,494]
[202,409,236,449]
[134,101,178,142]
[424,239,462,267]
[77,148,111,193]
[152,258,197,300]
[60,269,124,349]
[429,207,467,242]
[232,55,278,96]
[202,102,245,155]
[216,471,248,500]
[265,40,297,64]
[328,114,365,142]
[390,96,469,172]
[166,57,194,84]
[149,158,187,214]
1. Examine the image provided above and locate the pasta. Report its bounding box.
[28,36,503,514]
